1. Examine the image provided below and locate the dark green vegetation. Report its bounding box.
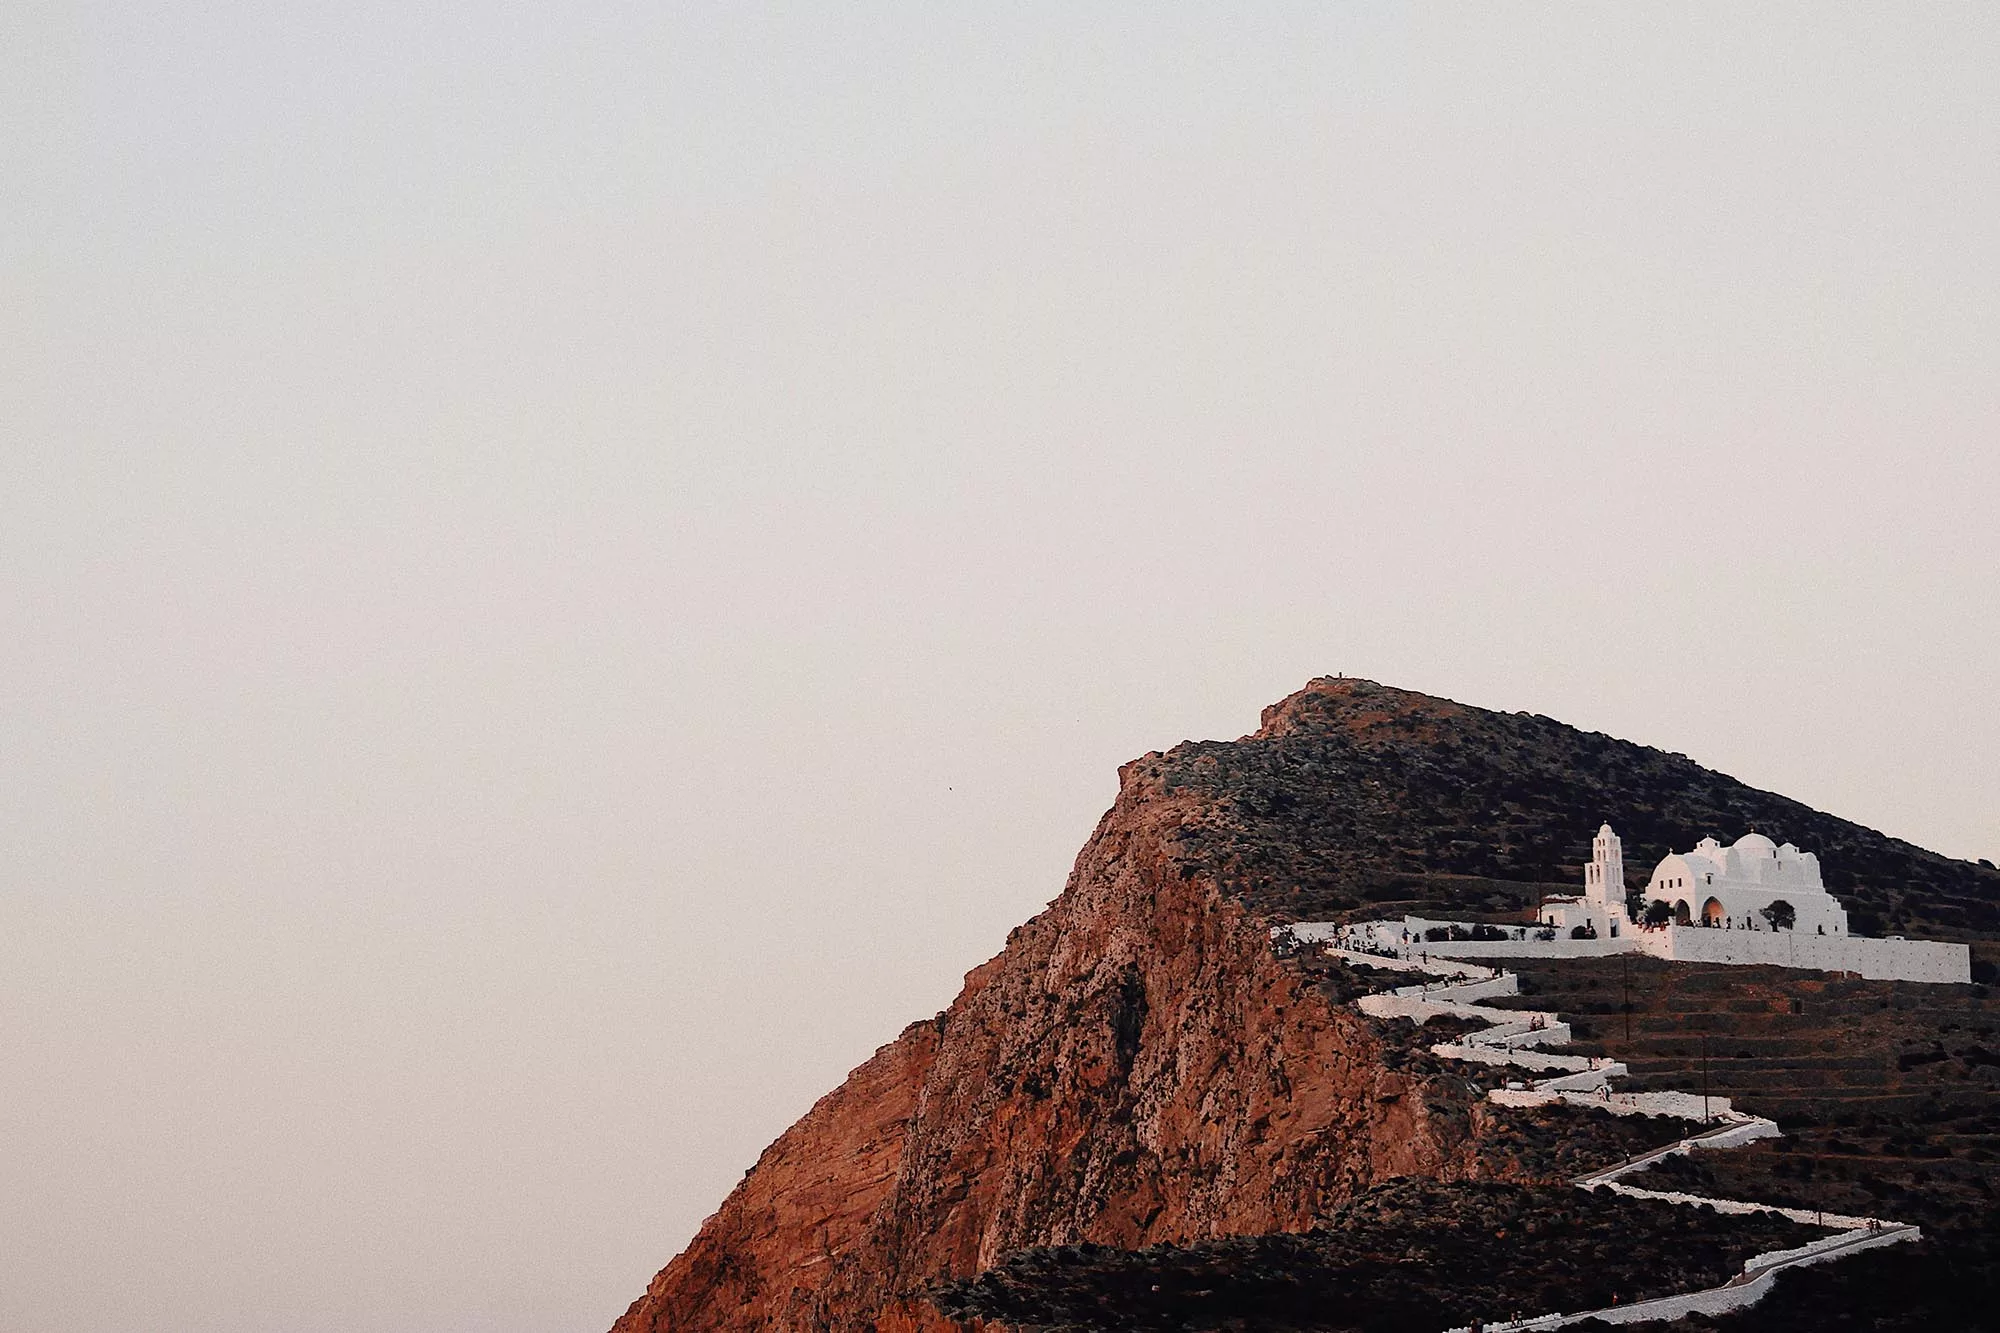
[1156,680,2000,974]
[932,1179,1821,1333]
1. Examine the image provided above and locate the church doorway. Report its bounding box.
[1702,897,1725,926]
[1673,900,1692,926]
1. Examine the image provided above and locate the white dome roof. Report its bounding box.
[1733,832,1777,855]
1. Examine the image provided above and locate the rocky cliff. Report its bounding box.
[609,678,2000,1332]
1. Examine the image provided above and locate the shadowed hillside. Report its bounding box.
[933,1178,1819,1333]
[1153,678,2000,966]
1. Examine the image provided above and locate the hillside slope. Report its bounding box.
[1182,680,1998,946]
[609,678,1999,1331]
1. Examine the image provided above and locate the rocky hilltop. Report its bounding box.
[610,679,2000,1332]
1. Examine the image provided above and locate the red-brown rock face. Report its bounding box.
[611,738,1469,1331]
[611,676,2000,1330]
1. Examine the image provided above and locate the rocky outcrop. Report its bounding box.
[607,678,2000,1331]
[612,715,1481,1331]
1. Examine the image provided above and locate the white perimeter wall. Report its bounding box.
[1634,924,1970,983]
[1281,917,1970,983]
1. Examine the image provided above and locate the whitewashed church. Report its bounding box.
[1325,822,1969,982]
[1423,821,1973,982]
[1648,831,1848,935]
[1542,824,1849,939]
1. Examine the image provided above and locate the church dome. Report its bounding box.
[1733,832,1778,856]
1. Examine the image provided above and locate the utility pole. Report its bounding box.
[1700,1033,1711,1124]
[1621,952,1632,1045]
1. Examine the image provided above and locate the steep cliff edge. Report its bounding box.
[610,678,2000,1332]
[613,748,1469,1331]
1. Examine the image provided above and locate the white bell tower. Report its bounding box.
[1585,823,1624,908]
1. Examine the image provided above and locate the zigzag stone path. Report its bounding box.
[1309,938,1921,1330]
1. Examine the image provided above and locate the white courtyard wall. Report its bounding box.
[1634,924,1969,982]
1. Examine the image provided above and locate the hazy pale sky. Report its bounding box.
[5,5,1997,1331]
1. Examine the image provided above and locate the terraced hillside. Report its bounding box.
[1470,955,2000,1331]
[1486,956,2000,1217]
